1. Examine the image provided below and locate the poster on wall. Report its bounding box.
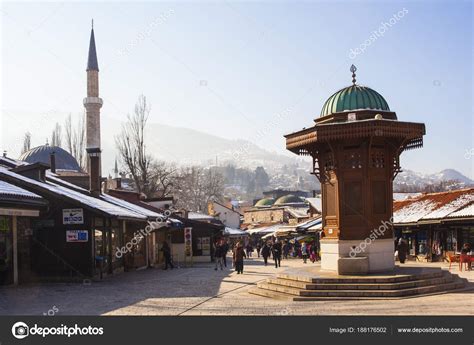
[196,237,202,250]
[201,237,210,256]
[63,208,84,225]
[66,230,88,242]
[184,227,192,257]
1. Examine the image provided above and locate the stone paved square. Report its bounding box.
[0,256,472,316]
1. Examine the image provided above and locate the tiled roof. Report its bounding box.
[393,188,474,224]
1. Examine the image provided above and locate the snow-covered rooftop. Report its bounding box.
[0,167,146,220]
[188,212,215,220]
[393,188,474,224]
[305,197,322,212]
[0,180,42,199]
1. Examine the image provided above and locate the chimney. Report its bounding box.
[2,150,6,157]
[88,148,101,196]
[115,177,121,189]
[49,151,56,174]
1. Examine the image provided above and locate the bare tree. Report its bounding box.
[51,123,62,147]
[64,113,86,171]
[115,95,156,197]
[21,132,31,154]
[152,161,177,197]
[173,166,224,211]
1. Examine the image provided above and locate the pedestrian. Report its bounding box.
[214,241,224,270]
[161,241,174,270]
[301,241,308,263]
[261,243,271,266]
[397,238,408,264]
[283,241,290,260]
[246,243,253,258]
[272,240,282,268]
[233,241,247,274]
[256,242,262,258]
[310,242,316,263]
[222,240,229,267]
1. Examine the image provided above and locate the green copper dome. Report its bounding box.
[254,198,275,207]
[274,195,304,206]
[320,85,390,117]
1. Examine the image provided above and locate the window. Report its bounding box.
[344,151,362,169]
[371,151,385,168]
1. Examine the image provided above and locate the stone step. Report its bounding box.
[277,270,444,284]
[248,287,294,301]
[267,274,454,291]
[250,280,469,302]
[292,279,469,301]
[258,279,466,298]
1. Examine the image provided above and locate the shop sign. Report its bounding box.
[201,237,210,256]
[63,208,84,225]
[66,230,88,242]
[184,227,192,257]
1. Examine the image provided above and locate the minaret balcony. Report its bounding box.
[83,97,103,106]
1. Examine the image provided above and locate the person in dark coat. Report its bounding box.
[214,241,224,270]
[221,240,229,267]
[256,242,262,258]
[233,242,247,274]
[261,243,271,266]
[272,240,282,268]
[161,241,174,270]
[397,238,408,264]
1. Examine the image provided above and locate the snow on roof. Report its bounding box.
[0,180,42,199]
[188,212,215,220]
[393,192,422,201]
[393,188,474,224]
[246,223,283,235]
[0,167,146,220]
[445,203,474,218]
[285,206,309,218]
[101,193,163,219]
[305,197,322,211]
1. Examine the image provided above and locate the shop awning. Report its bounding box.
[296,217,322,233]
[223,227,248,237]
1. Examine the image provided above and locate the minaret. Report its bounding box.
[84,20,103,195]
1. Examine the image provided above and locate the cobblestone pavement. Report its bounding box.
[0,256,472,316]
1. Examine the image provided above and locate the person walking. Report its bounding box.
[272,240,282,268]
[283,241,290,260]
[397,238,408,264]
[301,241,308,263]
[214,241,224,270]
[161,241,174,270]
[233,242,247,274]
[256,242,262,258]
[222,240,229,268]
[246,243,253,258]
[261,243,271,266]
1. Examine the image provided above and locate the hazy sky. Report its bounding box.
[1,1,473,178]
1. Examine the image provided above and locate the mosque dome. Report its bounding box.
[254,198,275,207]
[274,195,304,206]
[19,145,81,171]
